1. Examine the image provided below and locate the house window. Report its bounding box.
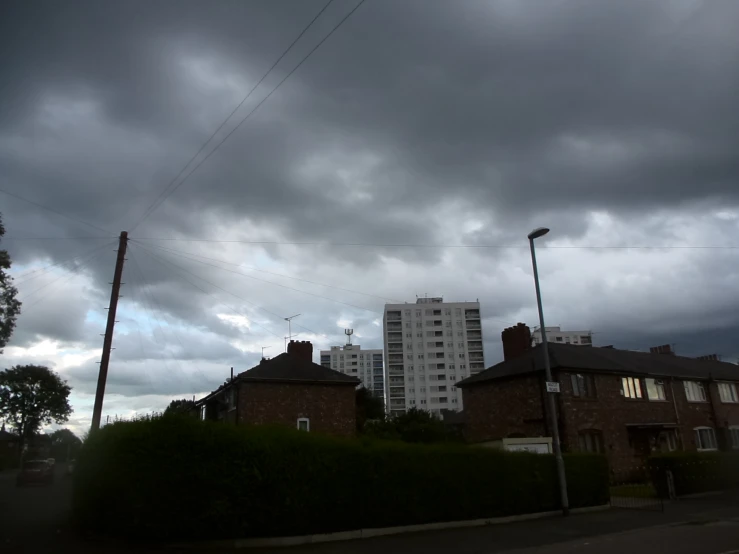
[405,322,411,328]
[297,418,310,432]
[404,310,411,316]
[570,374,595,398]
[227,388,237,410]
[578,430,603,453]
[446,331,453,336]
[458,353,465,359]
[718,383,738,403]
[730,427,739,450]
[646,378,666,401]
[621,377,642,399]
[418,354,424,359]
[415,310,421,317]
[555,336,563,342]
[694,427,717,451]
[684,381,707,402]
[200,405,206,421]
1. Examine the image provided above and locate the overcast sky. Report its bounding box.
[2,0,739,435]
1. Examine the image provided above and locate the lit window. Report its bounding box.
[646,378,666,401]
[694,427,717,451]
[718,382,738,403]
[297,418,310,432]
[684,381,707,402]
[621,377,642,399]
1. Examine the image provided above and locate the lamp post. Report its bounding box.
[528,227,570,516]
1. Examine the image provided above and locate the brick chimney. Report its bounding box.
[287,340,313,362]
[501,323,532,361]
[649,344,674,356]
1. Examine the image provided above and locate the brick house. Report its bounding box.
[196,340,360,437]
[458,324,739,475]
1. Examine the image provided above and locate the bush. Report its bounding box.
[649,452,739,497]
[74,416,609,541]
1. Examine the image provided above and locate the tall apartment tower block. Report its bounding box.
[383,298,485,416]
[320,341,384,399]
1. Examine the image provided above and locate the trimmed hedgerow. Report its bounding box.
[650,452,739,497]
[73,416,608,541]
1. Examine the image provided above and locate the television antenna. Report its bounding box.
[261,346,271,360]
[284,314,301,351]
[344,328,354,346]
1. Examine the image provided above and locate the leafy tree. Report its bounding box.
[0,365,72,452]
[0,214,21,352]
[355,387,384,432]
[363,407,460,444]
[51,428,82,460]
[164,398,196,416]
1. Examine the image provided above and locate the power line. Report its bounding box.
[12,242,117,285]
[133,240,382,315]
[2,237,115,241]
[129,0,367,232]
[125,249,188,384]
[135,243,340,342]
[138,241,405,304]
[0,187,112,236]
[132,243,285,340]
[18,242,115,310]
[130,237,739,249]
[130,0,337,232]
[128,248,212,390]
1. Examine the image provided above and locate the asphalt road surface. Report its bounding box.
[1,465,738,553]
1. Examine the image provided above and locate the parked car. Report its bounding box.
[16,459,55,486]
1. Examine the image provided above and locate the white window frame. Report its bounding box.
[297,418,310,432]
[645,378,666,401]
[621,377,642,399]
[684,381,707,403]
[718,382,738,403]
[730,426,739,450]
[694,426,717,451]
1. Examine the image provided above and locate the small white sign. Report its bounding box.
[546,381,560,393]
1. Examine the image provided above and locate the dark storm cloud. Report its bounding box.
[3,0,737,253]
[3,0,739,400]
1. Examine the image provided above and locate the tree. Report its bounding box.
[164,398,196,416]
[50,428,82,461]
[0,365,72,453]
[355,387,385,432]
[363,407,460,444]
[0,214,22,352]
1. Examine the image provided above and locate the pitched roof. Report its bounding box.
[237,353,361,385]
[457,343,739,388]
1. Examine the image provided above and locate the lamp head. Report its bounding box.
[527,227,550,240]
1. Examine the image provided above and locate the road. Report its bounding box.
[1,465,739,553]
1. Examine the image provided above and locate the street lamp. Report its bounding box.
[528,227,570,516]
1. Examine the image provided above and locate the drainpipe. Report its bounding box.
[670,378,684,449]
[706,374,724,450]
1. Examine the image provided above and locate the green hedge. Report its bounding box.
[649,452,739,497]
[74,417,608,541]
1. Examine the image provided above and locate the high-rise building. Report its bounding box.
[320,343,384,399]
[532,326,592,346]
[383,297,485,416]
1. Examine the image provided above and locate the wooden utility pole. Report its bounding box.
[91,231,128,431]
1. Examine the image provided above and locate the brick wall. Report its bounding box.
[238,382,356,437]
[463,374,547,443]
[462,370,739,475]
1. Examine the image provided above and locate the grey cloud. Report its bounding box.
[2,0,739,420]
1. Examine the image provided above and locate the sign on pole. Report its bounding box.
[546,381,560,393]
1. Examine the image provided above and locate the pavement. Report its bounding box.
[1,465,739,553]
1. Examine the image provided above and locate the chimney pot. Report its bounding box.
[501,323,532,361]
[287,340,313,362]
